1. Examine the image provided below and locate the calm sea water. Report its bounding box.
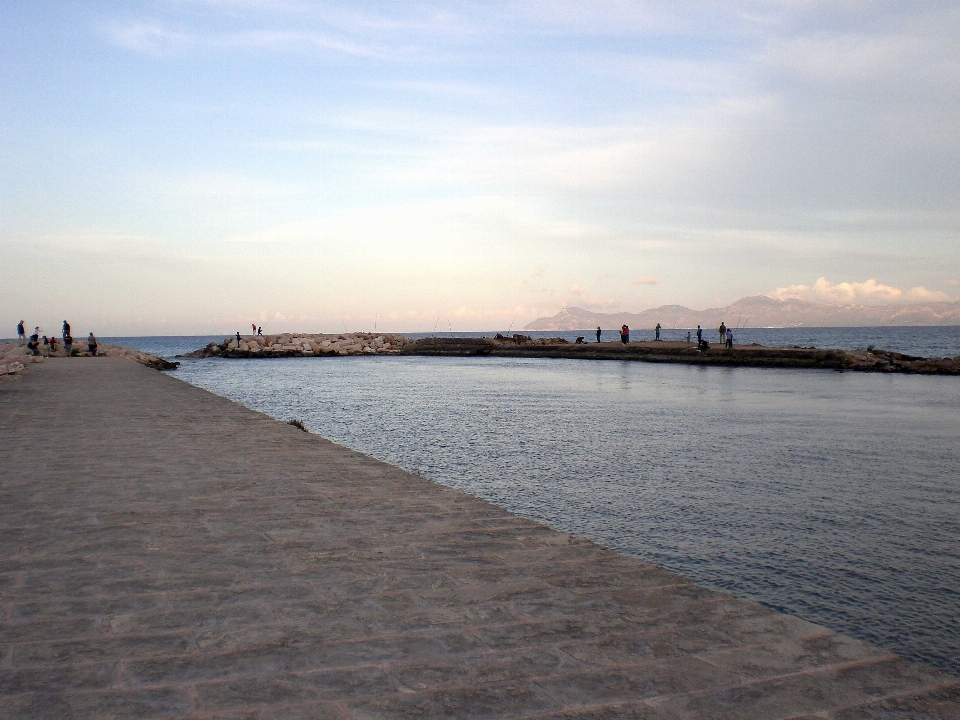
[154,352,960,676]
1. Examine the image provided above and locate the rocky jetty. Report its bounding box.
[0,340,177,381]
[405,337,960,375]
[184,332,411,359]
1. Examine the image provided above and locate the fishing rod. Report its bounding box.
[507,311,518,334]
[433,317,440,334]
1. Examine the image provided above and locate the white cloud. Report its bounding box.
[633,276,660,285]
[771,277,952,305]
[567,283,619,310]
[104,21,384,57]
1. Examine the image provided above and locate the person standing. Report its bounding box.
[87,332,98,356]
[696,325,703,348]
[620,325,630,344]
[251,323,256,335]
[62,320,70,341]
[726,328,734,349]
[718,321,726,343]
[596,326,601,343]
[655,323,661,341]
[17,320,25,345]
[686,330,691,343]
[64,334,73,354]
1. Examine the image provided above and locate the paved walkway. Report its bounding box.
[1,358,958,719]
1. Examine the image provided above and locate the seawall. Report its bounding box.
[183,334,960,374]
[4,358,956,717]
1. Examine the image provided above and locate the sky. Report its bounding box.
[2,1,959,335]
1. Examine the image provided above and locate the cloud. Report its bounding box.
[567,283,618,309]
[633,276,660,285]
[104,21,383,57]
[771,277,952,305]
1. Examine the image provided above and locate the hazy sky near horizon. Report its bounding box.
[2,1,959,334]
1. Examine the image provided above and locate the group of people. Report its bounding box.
[591,321,733,348]
[16,320,98,357]
[693,322,734,350]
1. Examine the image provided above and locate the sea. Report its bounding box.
[104,328,960,674]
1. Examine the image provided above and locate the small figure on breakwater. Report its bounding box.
[236,331,241,346]
[726,328,734,349]
[655,323,661,341]
[696,325,702,344]
[251,323,256,335]
[620,325,630,344]
[49,336,57,353]
[258,326,263,336]
[88,332,98,356]
[27,333,39,356]
[596,326,601,343]
[62,320,70,341]
[64,334,73,354]
[719,321,726,343]
[686,331,691,343]
[17,320,25,345]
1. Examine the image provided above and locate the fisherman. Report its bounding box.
[17,320,25,345]
[726,328,733,349]
[235,331,241,347]
[686,331,691,343]
[62,320,70,341]
[719,321,726,343]
[258,326,263,336]
[596,326,601,343]
[87,332,98,356]
[655,323,661,341]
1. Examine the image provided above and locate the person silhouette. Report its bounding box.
[596,326,601,343]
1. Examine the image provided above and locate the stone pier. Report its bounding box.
[1,358,957,719]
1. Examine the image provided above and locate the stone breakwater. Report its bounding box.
[0,340,176,380]
[184,332,412,358]
[406,336,960,374]
[182,332,960,374]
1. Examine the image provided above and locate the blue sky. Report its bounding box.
[2,1,959,334]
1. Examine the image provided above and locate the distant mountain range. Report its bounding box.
[524,295,960,331]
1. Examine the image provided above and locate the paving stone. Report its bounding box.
[831,682,960,719]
